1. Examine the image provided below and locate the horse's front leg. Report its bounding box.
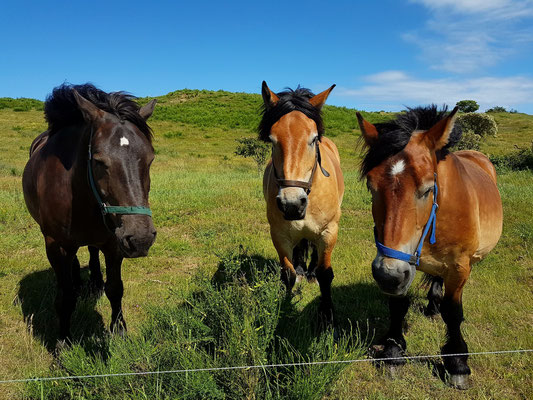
[425,275,443,317]
[271,234,296,295]
[45,237,79,342]
[377,295,410,372]
[441,263,471,389]
[88,246,104,294]
[101,247,126,335]
[315,227,338,328]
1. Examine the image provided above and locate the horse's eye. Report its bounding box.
[311,136,318,145]
[422,187,433,198]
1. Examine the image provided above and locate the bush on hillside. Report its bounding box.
[451,129,482,151]
[490,143,533,171]
[0,97,43,111]
[235,137,270,173]
[456,100,479,113]
[486,106,507,113]
[456,113,498,137]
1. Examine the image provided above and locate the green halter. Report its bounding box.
[87,128,152,218]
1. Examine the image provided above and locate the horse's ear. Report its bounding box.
[139,99,157,120]
[262,81,279,110]
[424,106,459,150]
[309,84,336,109]
[73,90,103,122]
[356,112,379,146]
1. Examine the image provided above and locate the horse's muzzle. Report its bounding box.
[116,217,157,258]
[372,256,416,296]
[276,193,308,221]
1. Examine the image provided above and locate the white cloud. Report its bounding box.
[338,71,533,112]
[407,0,533,73]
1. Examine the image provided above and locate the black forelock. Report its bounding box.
[258,86,324,142]
[44,83,153,142]
[360,105,462,177]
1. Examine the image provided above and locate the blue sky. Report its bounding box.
[2,0,533,113]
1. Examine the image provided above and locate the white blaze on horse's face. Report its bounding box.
[270,112,318,220]
[390,159,405,176]
[120,136,129,146]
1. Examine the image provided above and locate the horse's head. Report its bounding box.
[74,91,157,258]
[260,81,335,220]
[357,106,459,296]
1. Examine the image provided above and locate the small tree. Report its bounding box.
[456,100,479,113]
[235,137,270,173]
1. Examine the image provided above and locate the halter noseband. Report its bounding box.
[87,128,152,219]
[374,173,439,267]
[272,141,330,194]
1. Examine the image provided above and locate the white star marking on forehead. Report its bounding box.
[120,136,129,147]
[390,159,405,176]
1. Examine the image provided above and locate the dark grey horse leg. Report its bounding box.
[441,296,470,389]
[102,248,126,335]
[377,296,410,370]
[424,276,443,317]
[88,246,104,293]
[316,266,335,328]
[306,244,318,283]
[45,237,79,341]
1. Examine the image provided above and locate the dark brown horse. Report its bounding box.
[22,84,157,341]
[357,106,502,388]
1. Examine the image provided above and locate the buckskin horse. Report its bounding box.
[260,81,344,325]
[356,105,502,388]
[22,84,157,342]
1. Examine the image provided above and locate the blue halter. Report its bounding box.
[374,173,439,267]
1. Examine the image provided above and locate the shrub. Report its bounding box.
[456,100,479,113]
[456,113,497,137]
[486,106,507,113]
[235,137,270,173]
[490,143,533,171]
[452,129,481,151]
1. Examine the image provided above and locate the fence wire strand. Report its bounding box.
[1,348,531,384]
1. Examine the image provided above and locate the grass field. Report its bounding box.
[0,91,532,399]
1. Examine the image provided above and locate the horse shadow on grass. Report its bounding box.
[16,265,107,354]
[211,251,448,381]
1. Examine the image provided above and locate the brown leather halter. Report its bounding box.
[272,141,330,194]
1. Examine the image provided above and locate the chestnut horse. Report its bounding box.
[260,82,344,325]
[357,106,502,388]
[22,84,157,342]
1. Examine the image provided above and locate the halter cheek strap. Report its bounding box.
[272,141,330,194]
[87,128,152,218]
[374,173,439,267]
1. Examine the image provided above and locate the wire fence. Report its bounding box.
[1,348,531,385]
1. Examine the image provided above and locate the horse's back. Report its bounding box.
[452,150,503,262]
[453,150,497,183]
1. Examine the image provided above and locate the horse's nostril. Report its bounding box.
[300,197,307,206]
[124,235,136,251]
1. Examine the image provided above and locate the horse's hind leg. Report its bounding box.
[292,239,308,283]
[441,263,471,389]
[306,244,318,283]
[45,237,79,341]
[425,276,443,317]
[102,248,126,335]
[88,246,104,294]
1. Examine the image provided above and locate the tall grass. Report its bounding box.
[26,250,365,399]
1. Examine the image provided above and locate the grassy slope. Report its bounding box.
[0,91,531,398]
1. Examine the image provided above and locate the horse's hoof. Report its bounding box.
[306,272,318,284]
[448,374,470,390]
[295,274,303,284]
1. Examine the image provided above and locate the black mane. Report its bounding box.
[360,105,462,177]
[258,87,324,142]
[44,83,152,141]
